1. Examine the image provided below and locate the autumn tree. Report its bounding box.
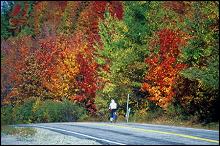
[141,29,187,110]
[35,34,82,101]
[8,1,35,37]
[174,2,219,122]
[1,36,34,105]
[74,1,124,114]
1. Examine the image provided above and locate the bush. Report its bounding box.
[12,99,35,124]
[40,100,63,122]
[145,107,164,121]
[31,99,47,123]
[130,109,148,123]
[175,77,219,123]
[60,99,88,122]
[1,105,14,125]
[166,104,189,121]
[31,99,89,123]
[129,104,164,123]
[1,99,89,125]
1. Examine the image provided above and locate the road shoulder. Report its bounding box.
[1,127,101,145]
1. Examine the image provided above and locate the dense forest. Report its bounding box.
[1,1,219,125]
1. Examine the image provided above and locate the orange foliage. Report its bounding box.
[1,36,33,104]
[141,29,187,109]
[2,1,124,114]
[36,34,83,100]
[33,1,67,35]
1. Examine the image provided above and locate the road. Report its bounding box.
[16,122,219,145]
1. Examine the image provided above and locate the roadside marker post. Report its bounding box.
[126,94,130,123]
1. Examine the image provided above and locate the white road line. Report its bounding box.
[31,125,126,145]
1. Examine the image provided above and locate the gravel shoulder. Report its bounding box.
[1,127,101,145]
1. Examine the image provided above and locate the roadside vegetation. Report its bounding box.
[1,125,36,137]
[1,1,219,130]
[128,106,219,130]
[1,99,88,125]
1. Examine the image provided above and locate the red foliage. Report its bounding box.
[163,1,186,15]
[77,1,123,47]
[57,1,68,11]
[22,2,30,17]
[142,29,187,109]
[72,1,123,113]
[109,1,124,19]
[74,50,98,114]
[11,4,21,16]
[1,36,33,104]
[9,2,30,27]
[3,1,124,114]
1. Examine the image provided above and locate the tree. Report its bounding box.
[36,34,81,101]
[1,1,14,39]
[1,36,33,105]
[95,2,151,115]
[141,29,187,110]
[174,1,219,122]
[179,2,219,90]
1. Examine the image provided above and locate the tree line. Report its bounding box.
[1,1,219,123]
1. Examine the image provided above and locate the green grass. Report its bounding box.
[130,116,219,131]
[1,125,37,137]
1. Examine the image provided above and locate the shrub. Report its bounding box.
[175,77,219,123]
[41,100,63,122]
[130,109,148,123]
[129,102,164,123]
[60,99,88,122]
[166,103,189,121]
[146,107,164,121]
[32,99,88,123]
[12,99,35,124]
[1,99,89,124]
[1,105,14,125]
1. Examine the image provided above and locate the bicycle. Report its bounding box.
[110,111,117,123]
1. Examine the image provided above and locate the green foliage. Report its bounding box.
[1,1,219,125]
[12,99,35,124]
[1,105,14,125]
[129,109,148,123]
[124,1,149,44]
[17,26,35,37]
[1,1,14,39]
[94,94,109,121]
[180,2,219,65]
[61,99,89,122]
[95,3,150,114]
[180,62,219,90]
[32,99,89,123]
[130,104,164,123]
[166,104,189,121]
[178,2,219,121]
[146,108,164,121]
[1,99,88,124]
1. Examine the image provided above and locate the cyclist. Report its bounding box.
[109,99,117,122]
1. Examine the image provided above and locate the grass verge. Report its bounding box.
[130,116,219,131]
[1,125,37,137]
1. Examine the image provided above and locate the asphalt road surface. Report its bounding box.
[16,122,219,145]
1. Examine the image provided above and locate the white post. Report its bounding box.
[126,94,130,123]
